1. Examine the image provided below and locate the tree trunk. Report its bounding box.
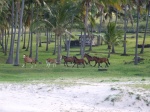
[25,31,30,51]
[140,2,150,54]
[123,5,128,55]
[98,8,103,46]
[46,28,49,51]
[53,34,56,55]
[22,26,26,49]
[35,31,40,61]
[6,0,16,64]
[29,3,34,58]
[111,44,115,53]
[1,29,5,53]
[14,0,25,66]
[134,5,140,65]
[57,35,61,64]
[4,29,8,55]
[66,36,71,57]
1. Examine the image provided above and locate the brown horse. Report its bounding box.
[72,56,87,68]
[22,54,36,68]
[62,55,74,67]
[84,53,95,66]
[93,56,110,68]
[46,58,57,67]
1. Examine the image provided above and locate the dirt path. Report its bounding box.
[0,81,149,112]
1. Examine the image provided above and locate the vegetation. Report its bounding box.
[0,0,150,89]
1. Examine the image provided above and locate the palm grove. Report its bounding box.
[0,0,149,66]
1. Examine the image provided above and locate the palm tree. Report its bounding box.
[33,0,79,63]
[104,22,123,58]
[121,0,134,56]
[6,0,15,64]
[134,0,146,65]
[14,0,25,66]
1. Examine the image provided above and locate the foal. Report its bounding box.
[46,58,57,67]
[22,54,36,68]
[62,55,74,67]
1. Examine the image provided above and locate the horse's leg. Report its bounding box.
[105,62,108,67]
[98,63,100,68]
[53,63,56,67]
[23,63,26,68]
[66,62,69,67]
[88,60,91,66]
[22,63,25,67]
[64,62,66,66]
[93,61,97,67]
[34,62,36,67]
[31,63,33,68]
[83,62,85,68]
[72,63,75,68]
[77,64,78,68]
[46,61,48,67]
[49,63,51,68]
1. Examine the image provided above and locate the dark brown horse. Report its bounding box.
[22,54,36,68]
[93,56,110,68]
[72,56,87,68]
[62,55,74,67]
[84,53,95,66]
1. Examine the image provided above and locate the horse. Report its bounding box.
[62,55,74,67]
[46,58,57,67]
[22,54,36,68]
[83,53,95,66]
[72,56,87,68]
[93,56,110,68]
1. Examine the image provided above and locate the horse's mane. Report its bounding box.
[85,53,93,58]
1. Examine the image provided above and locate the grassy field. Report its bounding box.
[0,32,150,89]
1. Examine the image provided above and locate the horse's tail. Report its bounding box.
[107,58,110,65]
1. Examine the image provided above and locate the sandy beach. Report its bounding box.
[0,81,149,112]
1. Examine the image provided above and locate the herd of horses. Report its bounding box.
[22,53,110,68]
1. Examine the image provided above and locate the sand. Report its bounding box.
[0,81,149,112]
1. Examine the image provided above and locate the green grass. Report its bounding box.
[0,32,150,89]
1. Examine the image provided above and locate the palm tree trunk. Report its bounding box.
[22,26,26,49]
[35,31,40,61]
[108,48,111,58]
[66,36,71,57]
[46,28,49,51]
[134,4,140,65]
[6,0,15,64]
[4,29,7,55]
[111,44,115,53]
[53,34,56,55]
[80,31,83,55]
[123,5,128,55]
[25,31,30,51]
[14,0,25,66]
[98,8,103,46]
[140,2,150,54]
[82,2,89,58]
[57,35,61,64]
[1,29,5,53]
[29,3,34,58]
